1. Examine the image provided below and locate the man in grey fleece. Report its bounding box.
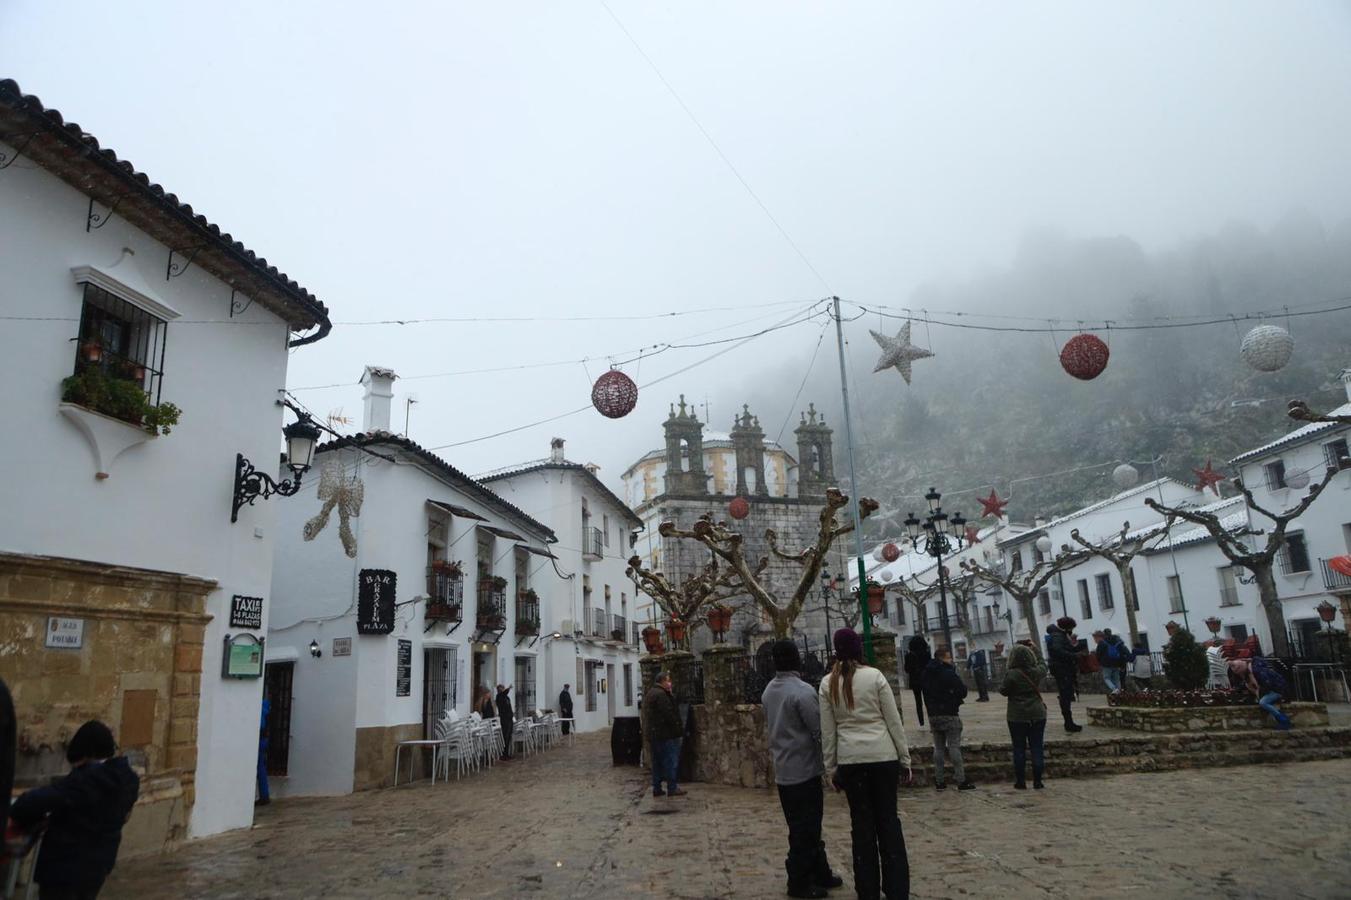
[762,639,843,900]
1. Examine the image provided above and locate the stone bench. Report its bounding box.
[1087,701,1328,732]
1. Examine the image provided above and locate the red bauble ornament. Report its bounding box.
[881,542,901,562]
[591,369,638,418]
[1193,459,1225,496]
[728,496,751,520]
[1059,333,1110,380]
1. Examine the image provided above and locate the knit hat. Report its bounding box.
[66,720,116,764]
[1056,616,1077,631]
[833,628,864,662]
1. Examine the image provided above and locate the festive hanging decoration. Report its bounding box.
[1059,333,1110,380]
[978,489,1008,519]
[1112,463,1140,489]
[591,369,638,418]
[881,542,901,562]
[1328,555,1351,578]
[877,568,895,583]
[303,461,364,558]
[728,496,751,520]
[1192,459,1225,496]
[869,321,934,385]
[1239,325,1294,373]
[964,524,981,545]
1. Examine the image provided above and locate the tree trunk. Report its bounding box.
[1019,595,1045,663]
[1118,560,1141,648]
[1253,563,1290,656]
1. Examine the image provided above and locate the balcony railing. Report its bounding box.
[1219,587,1241,607]
[590,607,608,637]
[1322,559,1351,592]
[582,526,605,560]
[610,613,627,643]
[515,593,540,636]
[476,580,506,628]
[633,621,642,646]
[425,566,464,621]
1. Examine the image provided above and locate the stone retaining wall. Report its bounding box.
[1087,702,1328,732]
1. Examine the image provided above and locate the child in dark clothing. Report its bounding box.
[9,720,140,900]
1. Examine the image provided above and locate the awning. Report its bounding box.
[515,544,557,559]
[427,499,487,521]
[479,524,526,541]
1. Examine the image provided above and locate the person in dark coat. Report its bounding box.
[922,647,975,791]
[967,648,991,701]
[902,635,931,726]
[256,698,271,806]
[9,720,140,899]
[558,684,574,735]
[1047,616,1083,732]
[496,684,515,760]
[642,672,685,797]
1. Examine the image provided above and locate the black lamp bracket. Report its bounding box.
[231,453,304,523]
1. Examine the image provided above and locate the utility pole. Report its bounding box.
[832,297,873,662]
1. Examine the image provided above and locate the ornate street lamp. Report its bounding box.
[820,568,833,647]
[231,413,321,522]
[904,488,968,652]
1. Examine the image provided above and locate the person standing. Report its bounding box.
[1047,616,1083,732]
[999,644,1049,789]
[496,683,515,760]
[820,628,911,900]
[558,684,574,736]
[762,640,843,899]
[256,698,271,806]
[923,647,975,791]
[9,720,141,899]
[1095,628,1130,694]
[967,648,991,702]
[643,672,685,797]
[902,635,931,727]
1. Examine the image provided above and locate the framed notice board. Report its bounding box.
[358,569,396,635]
[222,633,265,679]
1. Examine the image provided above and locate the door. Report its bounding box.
[606,663,616,723]
[423,648,455,738]
[473,650,495,713]
[263,662,293,777]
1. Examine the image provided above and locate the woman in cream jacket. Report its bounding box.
[820,628,912,900]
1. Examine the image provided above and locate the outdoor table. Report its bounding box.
[558,717,576,745]
[1292,662,1350,702]
[394,739,448,786]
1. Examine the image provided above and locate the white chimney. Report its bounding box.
[550,437,565,463]
[1341,367,1351,403]
[360,366,397,433]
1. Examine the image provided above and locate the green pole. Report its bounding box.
[832,297,874,663]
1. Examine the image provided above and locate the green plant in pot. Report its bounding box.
[61,368,181,435]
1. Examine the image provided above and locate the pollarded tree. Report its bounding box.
[1288,399,1351,427]
[1069,522,1170,649]
[626,554,753,644]
[658,487,879,638]
[961,546,1090,662]
[1144,465,1339,657]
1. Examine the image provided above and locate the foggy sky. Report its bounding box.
[4,1,1350,487]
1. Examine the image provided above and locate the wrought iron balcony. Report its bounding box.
[1219,586,1241,607]
[1322,559,1351,592]
[582,526,605,561]
[476,580,507,628]
[515,593,540,636]
[590,607,608,637]
[610,613,627,643]
[425,566,464,621]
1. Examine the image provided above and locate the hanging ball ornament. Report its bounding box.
[881,542,901,562]
[1112,463,1140,489]
[1059,333,1111,380]
[1035,535,1053,554]
[878,568,895,583]
[728,496,751,520]
[1239,325,1294,373]
[590,369,638,418]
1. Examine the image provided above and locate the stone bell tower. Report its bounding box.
[662,395,708,497]
[794,403,836,501]
[730,404,768,498]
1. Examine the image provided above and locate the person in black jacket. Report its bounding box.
[642,672,686,798]
[922,648,975,791]
[558,684,574,735]
[902,636,932,727]
[496,684,515,760]
[9,720,140,899]
[1047,617,1083,732]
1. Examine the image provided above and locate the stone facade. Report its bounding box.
[1087,702,1329,732]
[353,723,425,790]
[0,552,213,855]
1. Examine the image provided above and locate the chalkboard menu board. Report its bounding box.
[396,639,412,697]
[357,569,396,635]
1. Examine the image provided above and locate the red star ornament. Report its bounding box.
[964,525,981,545]
[978,490,1008,519]
[1193,459,1225,496]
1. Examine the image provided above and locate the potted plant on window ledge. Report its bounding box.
[61,368,181,435]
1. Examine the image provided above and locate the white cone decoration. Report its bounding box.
[1285,469,1310,489]
[1112,463,1139,489]
[878,568,895,583]
[1239,325,1294,372]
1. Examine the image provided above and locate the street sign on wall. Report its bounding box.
[44,617,84,649]
[357,569,396,635]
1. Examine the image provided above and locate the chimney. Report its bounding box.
[1341,367,1351,403]
[360,366,397,433]
[550,437,565,463]
[584,463,600,475]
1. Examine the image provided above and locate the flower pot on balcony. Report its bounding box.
[516,619,539,637]
[490,576,509,592]
[79,340,104,363]
[432,559,463,577]
[426,601,460,622]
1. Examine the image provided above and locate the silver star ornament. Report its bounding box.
[870,322,934,384]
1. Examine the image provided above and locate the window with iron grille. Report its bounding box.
[1167,575,1185,613]
[67,283,168,416]
[623,664,634,707]
[1095,573,1114,610]
[1264,460,1287,490]
[1279,532,1311,574]
[1325,439,1351,471]
[514,656,536,715]
[1008,549,1023,573]
[584,660,600,712]
[1077,579,1091,620]
[1038,591,1051,616]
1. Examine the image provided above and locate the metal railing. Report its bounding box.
[582,526,605,560]
[1219,587,1241,607]
[1321,559,1351,592]
[515,594,540,635]
[590,607,608,637]
[476,582,506,627]
[425,567,464,620]
[610,613,628,642]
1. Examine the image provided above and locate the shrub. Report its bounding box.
[1162,629,1209,690]
[62,369,181,435]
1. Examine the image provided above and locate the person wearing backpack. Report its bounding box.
[922,647,975,791]
[1230,657,1292,730]
[1095,628,1131,693]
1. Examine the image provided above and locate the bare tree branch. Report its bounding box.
[1288,399,1351,426]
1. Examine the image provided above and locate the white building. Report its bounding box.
[266,368,559,796]
[0,78,332,844]
[479,438,645,732]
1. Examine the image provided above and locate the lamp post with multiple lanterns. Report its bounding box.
[904,488,968,653]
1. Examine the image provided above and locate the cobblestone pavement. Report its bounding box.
[103,734,1351,900]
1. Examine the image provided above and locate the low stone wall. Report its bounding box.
[689,703,774,788]
[1087,702,1328,732]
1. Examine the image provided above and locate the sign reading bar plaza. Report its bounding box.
[357,569,396,635]
[229,595,264,630]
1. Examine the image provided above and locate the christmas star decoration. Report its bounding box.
[978,490,1008,519]
[1193,459,1225,496]
[964,524,981,546]
[870,322,934,385]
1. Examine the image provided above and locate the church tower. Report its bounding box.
[662,395,707,497]
[794,403,836,501]
[730,404,768,497]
